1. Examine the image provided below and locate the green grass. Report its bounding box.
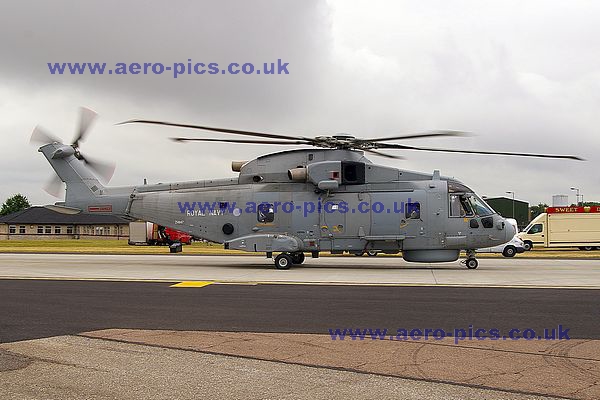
[0,239,598,258]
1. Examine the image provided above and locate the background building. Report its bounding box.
[552,195,569,207]
[483,196,530,229]
[0,206,130,240]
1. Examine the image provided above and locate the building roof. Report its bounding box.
[483,196,529,205]
[0,206,130,225]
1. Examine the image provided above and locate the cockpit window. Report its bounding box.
[466,194,494,217]
[448,181,494,217]
[450,194,474,217]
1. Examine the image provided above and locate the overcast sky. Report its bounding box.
[0,0,598,207]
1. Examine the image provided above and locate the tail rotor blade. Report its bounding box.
[44,175,64,197]
[73,107,98,147]
[30,126,62,145]
[80,154,116,183]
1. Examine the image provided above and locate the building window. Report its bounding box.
[54,226,62,234]
[9,226,16,234]
[19,226,26,234]
[105,226,111,236]
[44,226,52,234]
[66,226,74,234]
[37,226,44,234]
[118,226,124,236]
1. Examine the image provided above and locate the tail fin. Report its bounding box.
[38,143,107,209]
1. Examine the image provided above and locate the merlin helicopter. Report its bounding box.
[31,108,582,269]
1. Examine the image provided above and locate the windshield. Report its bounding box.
[466,194,494,217]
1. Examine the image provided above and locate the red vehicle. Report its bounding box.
[129,222,193,245]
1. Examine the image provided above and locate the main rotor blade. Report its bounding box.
[170,137,313,145]
[73,107,98,147]
[30,126,62,145]
[44,175,64,197]
[364,149,405,159]
[80,154,116,183]
[367,130,468,142]
[120,119,311,142]
[377,143,585,160]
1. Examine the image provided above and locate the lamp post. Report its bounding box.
[570,187,581,206]
[506,191,515,219]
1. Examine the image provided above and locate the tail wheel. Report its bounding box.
[466,258,478,269]
[274,254,293,270]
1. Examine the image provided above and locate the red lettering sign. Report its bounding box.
[546,206,600,213]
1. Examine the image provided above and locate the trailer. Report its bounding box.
[128,221,193,245]
[518,206,600,250]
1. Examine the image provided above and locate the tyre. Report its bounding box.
[466,258,478,269]
[523,241,533,251]
[502,246,517,257]
[274,254,293,270]
[367,250,378,257]
[291,252,305,264]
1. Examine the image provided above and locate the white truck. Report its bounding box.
[518,206,600,251]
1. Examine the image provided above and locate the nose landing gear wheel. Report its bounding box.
[466,258,478,269]
[274,254,293,270]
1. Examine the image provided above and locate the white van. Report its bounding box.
[477,218,525,257]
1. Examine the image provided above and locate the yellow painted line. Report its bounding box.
[170,281,214,288]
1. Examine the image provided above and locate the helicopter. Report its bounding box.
[31,108,583,269]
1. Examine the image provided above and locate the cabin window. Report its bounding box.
[528,224,543,234]
[405,202,421,219]
[257,203,275,223]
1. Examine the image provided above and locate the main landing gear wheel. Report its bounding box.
[274,254,293,270]
[291,252,305,264]
[466,258,479,269]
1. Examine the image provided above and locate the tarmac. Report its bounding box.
[0,253,599,399]
[1,253,600,288]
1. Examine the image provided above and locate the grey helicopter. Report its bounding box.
[31,108,583,269]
